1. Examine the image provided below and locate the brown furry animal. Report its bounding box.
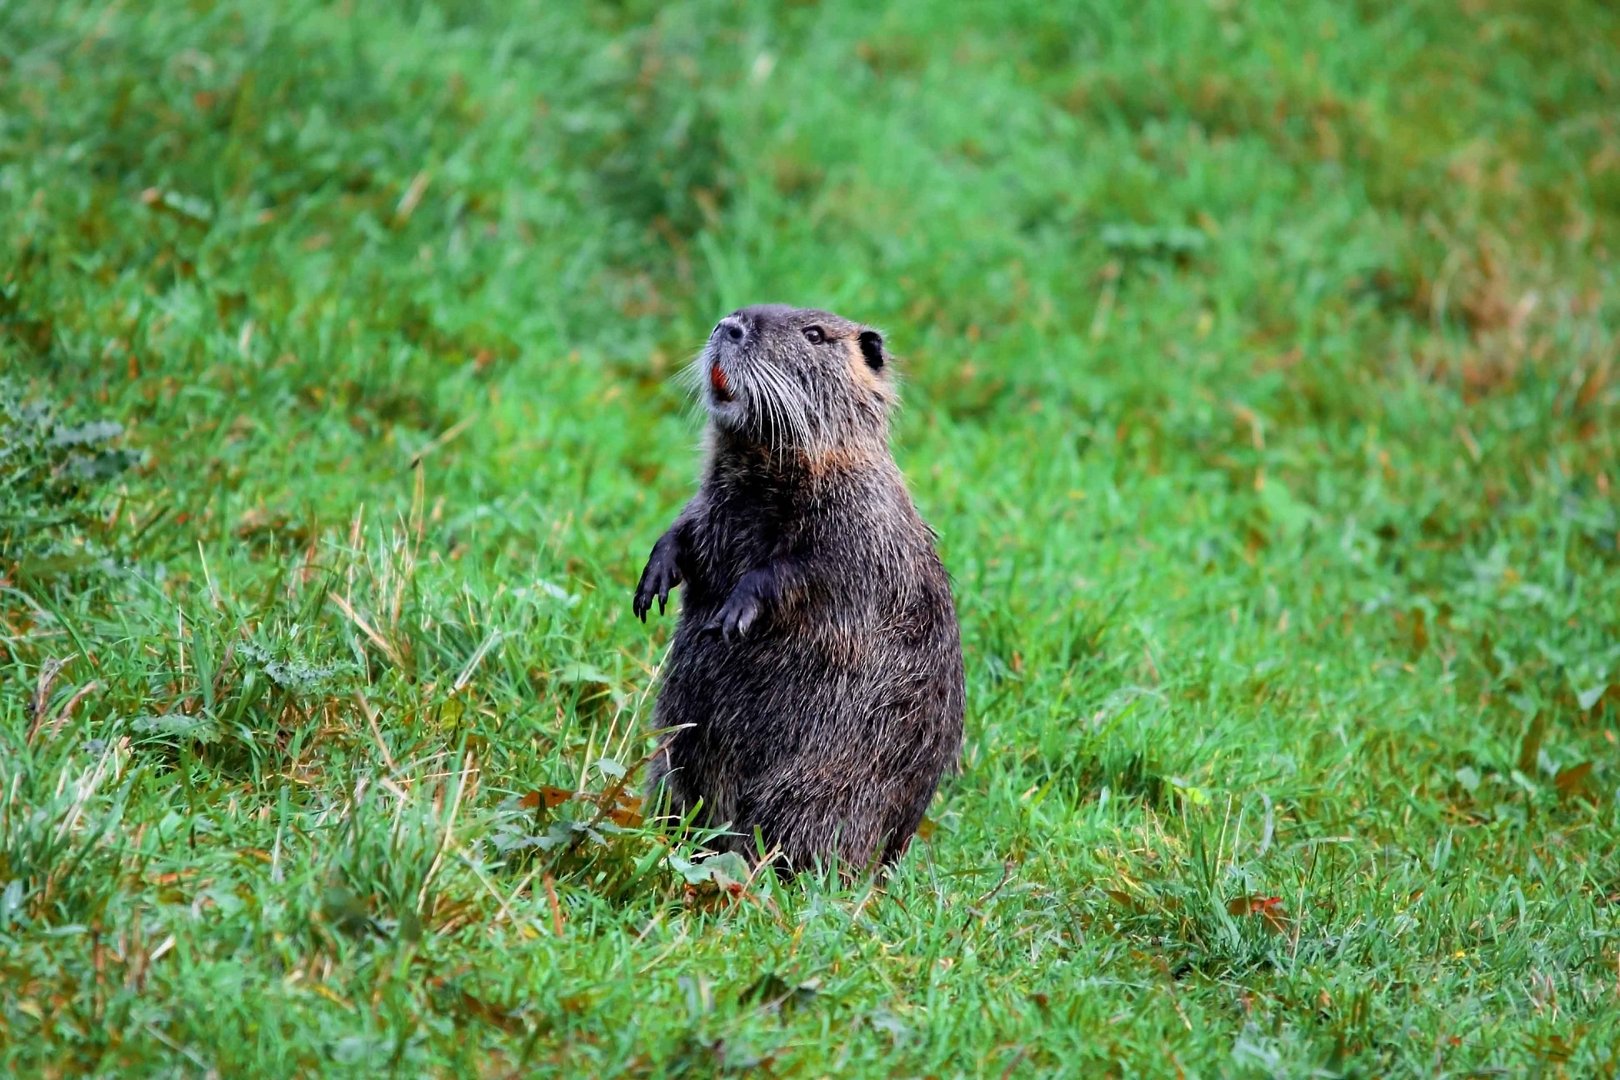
[633,304,964,873]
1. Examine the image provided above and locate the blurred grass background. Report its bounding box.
[2,0,1618,1074]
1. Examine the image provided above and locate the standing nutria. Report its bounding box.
[633,304,964,873]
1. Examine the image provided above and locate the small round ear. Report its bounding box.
[858,329,887,371]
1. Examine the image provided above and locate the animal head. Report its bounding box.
[695,304,896,455]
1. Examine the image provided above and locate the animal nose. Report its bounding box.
[716,316,746,343]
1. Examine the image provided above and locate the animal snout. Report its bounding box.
[715,315,747,343]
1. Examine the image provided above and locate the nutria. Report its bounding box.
[632,304,964,873]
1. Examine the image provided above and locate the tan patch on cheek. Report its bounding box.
[846,338,884,392]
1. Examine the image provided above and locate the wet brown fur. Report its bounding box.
[633,304,964,873]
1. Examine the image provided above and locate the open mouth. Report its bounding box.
[709,361,736,403]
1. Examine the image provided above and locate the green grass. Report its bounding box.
[3,0,1619,1074]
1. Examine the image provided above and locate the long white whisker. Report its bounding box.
[761,367,792,456]
[754,361,801,456]
[759,360,812,449]
[745,362,778,453]
[677,352,709,431]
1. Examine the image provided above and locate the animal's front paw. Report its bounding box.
[633,540,683,622]
[702,589,761,642]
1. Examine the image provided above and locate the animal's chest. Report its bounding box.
[686,494,799,601]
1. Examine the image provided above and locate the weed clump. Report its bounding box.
[0,383,141,580]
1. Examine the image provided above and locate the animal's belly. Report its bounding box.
[656,627,900,766]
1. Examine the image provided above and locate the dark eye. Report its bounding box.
[802,326,825,345]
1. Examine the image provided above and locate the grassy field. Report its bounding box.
[3,0,1619,1074]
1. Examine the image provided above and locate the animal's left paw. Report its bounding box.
[703,590,761,642]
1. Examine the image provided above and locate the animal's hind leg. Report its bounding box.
[744,783,885,876]
[877,789,933,868]
[644,743,695,823]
